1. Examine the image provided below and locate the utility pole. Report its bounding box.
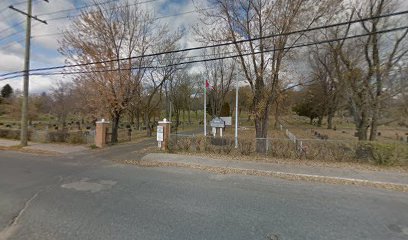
[9,0,48,146]
[235,78,239,148]
[204,79,207,136]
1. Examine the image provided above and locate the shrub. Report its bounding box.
[239,140,253,156]
[167,138,177,153]
[89,144,98,149]
[266,140,296,159]
[67,132,85,144]
[177,137,192,151]
[355,142,407,166]
[47,131,69,142]
[0,128,18,139]
[222,138,234,154]
[192,136,205,152]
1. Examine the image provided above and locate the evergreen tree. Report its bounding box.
[1,84,13,98]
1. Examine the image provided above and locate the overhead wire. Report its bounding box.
[1,8,408,79]
[0,0,158,42]
[1,25,407,81]
[28,7,215,39]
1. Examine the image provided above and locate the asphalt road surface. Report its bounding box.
[1,142,408,240]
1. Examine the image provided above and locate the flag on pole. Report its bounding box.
[205,80,215,91]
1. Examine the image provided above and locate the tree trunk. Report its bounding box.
[317,116,323,127]
[369,106,379,141]
[135,110,140,130]
[176,111,180,128]
[188,106,191,125]
[255,105,269,153]
[182,109,185,124]
[274,102,279,129]
[327,110,334,129]
[144,113,151,137]
[111,112,120,144]
[356,111,369,141]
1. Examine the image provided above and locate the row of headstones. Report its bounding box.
[395,133,408,143]
[312,130,329,140]
[0,122,17,128]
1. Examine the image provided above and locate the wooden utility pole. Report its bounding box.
[9,0,48,146]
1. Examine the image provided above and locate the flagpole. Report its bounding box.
[204,79,207,136]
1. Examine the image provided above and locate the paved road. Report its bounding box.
[1,141,408,240]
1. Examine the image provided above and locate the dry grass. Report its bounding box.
[0,145,59,156]
[167,134,408,171]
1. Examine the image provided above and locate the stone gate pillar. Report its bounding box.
[95,119,110,148]
[157,118,171,150]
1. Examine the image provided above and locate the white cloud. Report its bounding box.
[0,49,24,71]
[0,0,211,93]
[0,74,72,94]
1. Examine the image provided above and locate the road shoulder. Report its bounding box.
[123,153,408,192]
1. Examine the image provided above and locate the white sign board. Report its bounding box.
[157,126,164,141]
[221,117,232,126]
[210,117,225,128]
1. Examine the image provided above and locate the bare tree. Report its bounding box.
[195,0,333,152]
[50,81,75,128]
[140,33,184,136]
[314,0,408,140]
[355,0,408,140]
[59,1,177,142]
[202,48,236,117]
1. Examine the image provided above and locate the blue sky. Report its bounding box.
[0,0,201,93]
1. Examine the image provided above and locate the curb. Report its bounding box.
[123,160,408,192]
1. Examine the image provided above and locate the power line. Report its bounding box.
[0,0,158,42]
[1,9,407,79]
[0,0,47,35]
[0,20,25,36]
[42,0,158,19]
[28,7,215,39]
[1,25,407,81]
[0,0,202,47]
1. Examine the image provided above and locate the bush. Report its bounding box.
[67,132,86,144]
[239,140,253,156]
[177,137,192,151]
[222,138,234,154]
[47,131,69,142]
[167,137,178,153]
[268,140,297,159]
[355,142,408,166]
[192,136,205,152]
[0,128,33,140]
[89,144,98,149]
